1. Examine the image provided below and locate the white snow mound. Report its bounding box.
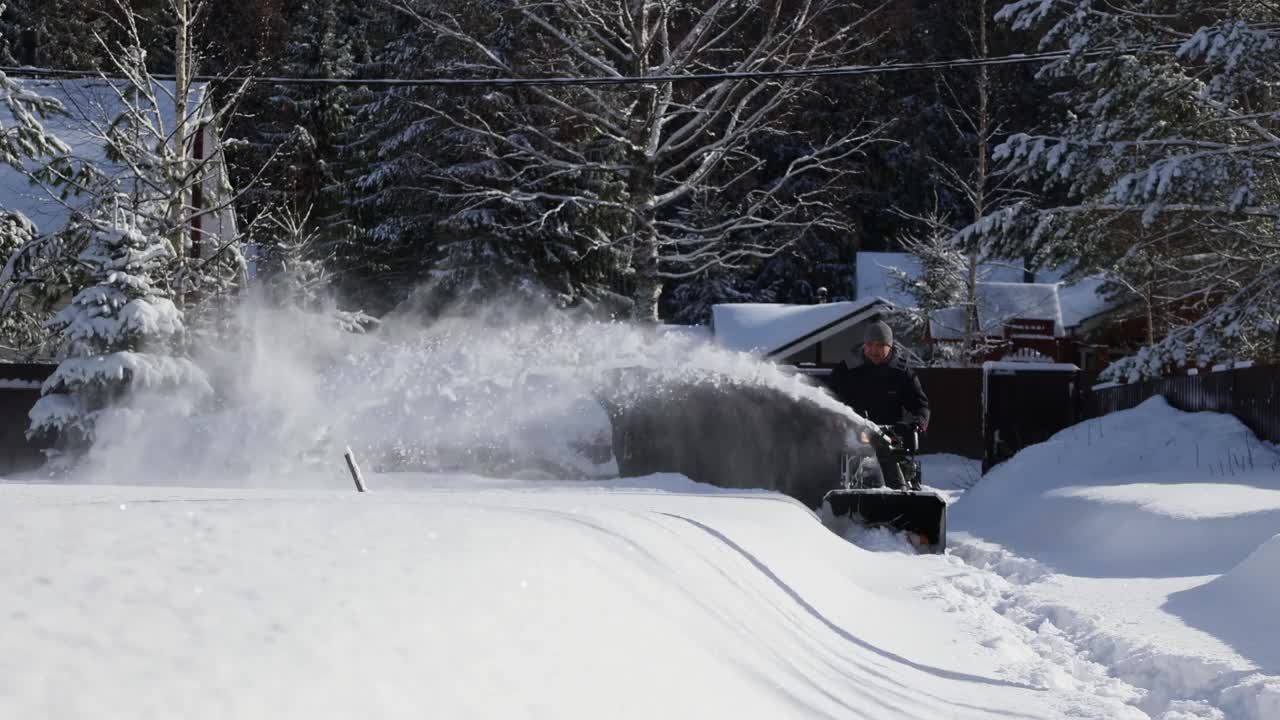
[951,396,1280,577]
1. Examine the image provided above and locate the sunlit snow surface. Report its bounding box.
[1,477,1142,720]
[950,398,1280,719]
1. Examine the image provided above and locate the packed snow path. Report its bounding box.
[2,479,1141,720]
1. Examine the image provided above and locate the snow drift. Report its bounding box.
[1166,533,1280,671]
[950,396,1280,718]
[951,395,1280,577]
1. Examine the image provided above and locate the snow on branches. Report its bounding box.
[985,0,1280,379]
[28,202,209,453]
[383,0,885,321]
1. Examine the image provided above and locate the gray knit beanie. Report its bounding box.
[863,321,894,345]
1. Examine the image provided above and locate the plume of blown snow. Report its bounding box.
[52,296,862,489]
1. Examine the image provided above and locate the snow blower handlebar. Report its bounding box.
[868,422,920,456]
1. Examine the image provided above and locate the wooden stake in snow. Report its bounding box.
[344,446,367,492]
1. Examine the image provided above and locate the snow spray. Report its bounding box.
[57,297,863,488]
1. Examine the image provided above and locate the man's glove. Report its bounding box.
[892,421,921,437]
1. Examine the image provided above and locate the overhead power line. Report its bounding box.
[0,42,1186,89]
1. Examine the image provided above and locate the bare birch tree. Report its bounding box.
[893,0,1034,364]
[387,0,887,321]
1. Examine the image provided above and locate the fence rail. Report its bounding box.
[1083,366,1280,444]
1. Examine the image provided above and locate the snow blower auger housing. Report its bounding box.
[823,424,948,553]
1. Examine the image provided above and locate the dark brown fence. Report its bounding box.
[914,368,984,458]
[1083,365,1280,443]
[0,363,55,475]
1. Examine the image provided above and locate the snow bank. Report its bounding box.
[1166,534,1280,671]
[948,397,1280,718]
[951,396,1280,577]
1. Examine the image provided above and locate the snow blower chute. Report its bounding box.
[823,424,948,553]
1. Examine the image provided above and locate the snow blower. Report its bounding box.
[822,424,948,553]
[599,369,946,551]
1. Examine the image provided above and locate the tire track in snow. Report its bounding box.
[537,506,933,720]
[653,512,1071,720]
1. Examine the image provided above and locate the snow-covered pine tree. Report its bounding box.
[28,199,209,454]
[0,210,49,354]
[664,232,860,326]
[0,0,110,69]
[250,206,378,333]
[340,8,450,314]
[883,208,982,365]
[890,212,968,316]
[0,0,180,74]
[981,1,1279,380]
[0,26,69,171]
[666,267,760,326]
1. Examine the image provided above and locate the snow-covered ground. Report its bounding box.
[4,476,1144,720]
[4,309,1277,718]
[948,398,1280,720]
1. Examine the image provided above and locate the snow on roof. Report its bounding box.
[928,306,968,341]
[980,282,1064,336]
[0,78,211,235]
[929,282,1065,340]
[854,251,1035,309]
[710,298,885,356]
[1059,275,1125,328]
[854,252,919,308]
[982,360,1080,373]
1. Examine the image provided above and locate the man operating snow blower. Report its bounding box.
[827,321,930,490]
[823,321,946,552]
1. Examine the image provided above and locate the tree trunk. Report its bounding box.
[1272,314,1280,361]
[627,9,661,323]
[628,146,661,322]
[171,0,191,263]
[632,226,662,323]
[1145,254,1156,346]
[962,0,991,366]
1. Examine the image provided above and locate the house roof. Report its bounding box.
[1059,275,1124,328]
[711,297,889,358]
[0,78,211,235]
[930,282,1065,340]
[854,252,920,308]
[854,251,1039,309]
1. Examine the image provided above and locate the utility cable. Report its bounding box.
[0,42,1192,89]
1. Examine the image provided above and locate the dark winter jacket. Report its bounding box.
[826,349,931,430]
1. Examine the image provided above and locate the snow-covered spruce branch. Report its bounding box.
[1101,263,1280,382]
